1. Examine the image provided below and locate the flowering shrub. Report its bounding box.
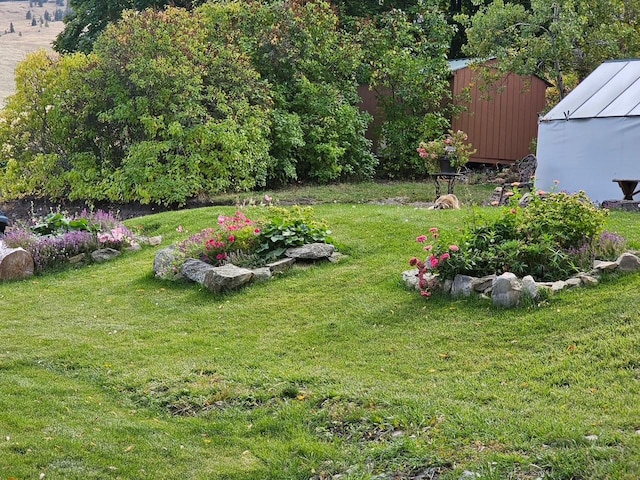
[3,209,131,273]
[409,228,460,298]
[98,225,133,250]
[417,130,476,173]
[408,190,618,298]
[176,211,261,266]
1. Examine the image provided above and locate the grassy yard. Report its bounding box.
[1,183,639,479]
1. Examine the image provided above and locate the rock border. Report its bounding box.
[154,242,345,293]
[402,252,640,308]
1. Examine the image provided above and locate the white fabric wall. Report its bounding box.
[536,116,640,203]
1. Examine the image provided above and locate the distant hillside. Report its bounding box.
[0,1,66,106]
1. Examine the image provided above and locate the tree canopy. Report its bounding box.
[461,0,640,99]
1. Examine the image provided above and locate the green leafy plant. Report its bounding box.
[255,206,332,260]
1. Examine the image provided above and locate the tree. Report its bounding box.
[356,5,454,177]
[199,0,376,185]
[461,0,640,100]
[0,8,274,205]
[53,0,204,53]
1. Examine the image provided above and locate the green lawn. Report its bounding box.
[1,185,639,479]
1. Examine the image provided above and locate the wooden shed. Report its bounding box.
[449,59,550,165]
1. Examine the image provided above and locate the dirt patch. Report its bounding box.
[0,1,66,106]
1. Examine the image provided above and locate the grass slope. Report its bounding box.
[1,195,639,479]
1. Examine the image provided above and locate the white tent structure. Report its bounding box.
[536,59,640,203]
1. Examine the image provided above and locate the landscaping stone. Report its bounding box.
[147,235,163,246]
[593,259,618,271]
[472,274,496,293]
[451,274,475,297]
[266,257,295,273]
[251,267,272,283]
[402,249,640,307]
[153,246,182,279]
[91,248,120,263]
[68,253,86,264]
[521,275,538,299]
[402,269,420,290]
[616,252,640,272]
[285,243,335,260]
[578,273,599,286]
[491,272,522,308]
[565,277,582,288]
[203,264,254,293]
[181,258,215,284]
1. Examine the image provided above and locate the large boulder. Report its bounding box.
[91,248,120,263]
[181,258,215,284]
[203,264,254,293]
[491,272,522,308]
[285,243,335,260]
[616,252,640,272]
[451,275,476,297]
[153,246,183,279]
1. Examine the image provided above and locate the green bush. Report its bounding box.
[413,191,612,285]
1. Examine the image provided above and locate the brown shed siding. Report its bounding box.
[451,65,548,165]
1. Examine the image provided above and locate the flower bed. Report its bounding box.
[406,190,629,304]
[1,209,146,278]
[154,205,337,290]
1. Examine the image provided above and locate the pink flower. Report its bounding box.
[228,235,235,242]
[439,252,450,262]
[429,227,439,234]
[217,215,226,225]
[264,195,272,203]
[409,257,418,266]
[416,235,427,243]
[254,228,261,234]
[423,245,433,251]
[509,209,516,215]
[216,253,227,261]
[428,255,439,269]
[420,290,432,298]
[449,245,459,252]
[537,190,547,196]
[432,233,439,239]
[176,225,183,233]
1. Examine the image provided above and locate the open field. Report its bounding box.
[1,182,639,479]
[0,1,65,106]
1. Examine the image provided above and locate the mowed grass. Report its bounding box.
[1,184,639,479]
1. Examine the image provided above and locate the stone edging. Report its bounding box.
[402,252,640,308]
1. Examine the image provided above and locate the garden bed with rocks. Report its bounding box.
[403,251,640,308]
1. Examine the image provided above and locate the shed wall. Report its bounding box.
[451,67,547,165]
